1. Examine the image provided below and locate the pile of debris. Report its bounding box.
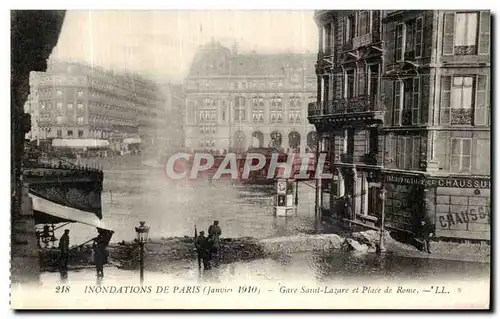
[40,231,384,272]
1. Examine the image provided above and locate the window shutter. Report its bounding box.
[393,81,401,125]
[371,10,379,33]
[358,66,365,95]
[412,77,421,125]
[420,75,429,124]
[395,23,404,61]
[415,17,424,57]
[440,76,451,124]
[474,75,488,125]
[478,11,490,55]
[413,137,420,170]
[442,12,455,55]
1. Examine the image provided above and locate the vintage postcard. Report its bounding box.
[10,9,491,310]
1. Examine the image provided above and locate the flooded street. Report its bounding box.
[53,156,489,282]
[64,156,324,244]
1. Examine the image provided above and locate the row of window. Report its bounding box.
[193,80,316,91]
[90,85,156,107]
[391,75,489,126]
[320,11,380,54]
[52,116,85,125]
[198,96,316,107]
[392,136,476,173]
[49,129,111,139]
[88,101,147,116]
[34,88,85,98]
[88,115,136,126]
[199,125,217,134]
[199,138,216,147]
[328,130,475,174]
[319,65,380,102]
[88,77,159,101]
[320,11,490,59]
[37,75,87,86]
[39,101,85,113]
[198,107,303,124]
[317,72,489,127]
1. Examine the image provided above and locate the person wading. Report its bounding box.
[195,231,209,269]
[208,220,222,264]
[93,230,108,278]
[417,216,434,254]
[58,229,70,273]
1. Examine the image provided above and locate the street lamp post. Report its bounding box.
[378,186,387,253]
[135,221,150,285]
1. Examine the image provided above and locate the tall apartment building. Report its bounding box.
[309,10,491,242]
[184,41,317,153]
[26,61,166,153]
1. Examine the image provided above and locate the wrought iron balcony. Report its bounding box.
[340,153,354,164]
[352,32,381,50]
[451,108,473,125]
[308,95,384,118]
[308,101,321,117]
[361,152,378,165]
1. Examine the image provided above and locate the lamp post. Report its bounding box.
[135,221,150,285]
[378,186,387,253]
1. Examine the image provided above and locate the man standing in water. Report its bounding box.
[93,230,108,278]
[58,229,70,273]
[195,231,211,270]
[208,220,222,264]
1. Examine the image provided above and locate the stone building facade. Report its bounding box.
[184,42,317,153]
[309,10,491,242]
[26,61,167,153]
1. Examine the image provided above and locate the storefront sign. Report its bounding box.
[384,175,490,189]
[438,207,490,228]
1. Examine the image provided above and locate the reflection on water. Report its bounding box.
[62,157,323,244]
[171,251,490,283]
[52,157,490,282]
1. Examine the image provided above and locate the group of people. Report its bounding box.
[58,228,109,278]
[194,220,222,270]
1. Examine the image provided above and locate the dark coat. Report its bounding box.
[208,225,221,249]
[195,236,210,257]
[93,235,108,265]
[59,234,69,253]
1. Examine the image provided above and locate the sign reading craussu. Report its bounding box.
[384,175,490,189]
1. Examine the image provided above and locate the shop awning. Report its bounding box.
[29,192,112,231]
[52,139,110,149]
[123,138,142,144]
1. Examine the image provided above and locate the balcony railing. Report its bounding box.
[352,32,380,50]
[361,152,378,165]
[340,153,354,164]
[451,108,473,125]
[308,101,321,117]
[308,95,385,118]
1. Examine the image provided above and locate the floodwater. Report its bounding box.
[61,155,326,245]
[52,156,489,282]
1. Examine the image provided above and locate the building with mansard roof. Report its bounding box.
[26,61,169,154]
[184,41,318,153]
[309,10,490,242]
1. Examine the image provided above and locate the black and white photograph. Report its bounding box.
[9,8,491,309]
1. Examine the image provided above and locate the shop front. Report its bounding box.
[381,172,491,242]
